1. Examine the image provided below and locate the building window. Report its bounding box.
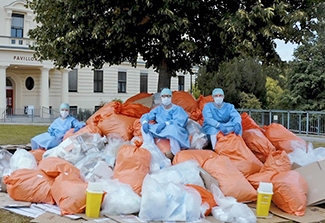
[140,72,148,93]
[118,71,126,93]
[25,77,34,90]
[94,70,103,92]
[11,13,24,45]
[68,69,78,92]
[69,106,78,117]
[178,76,185,91]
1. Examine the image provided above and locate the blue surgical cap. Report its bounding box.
[60,103,70,110]
[160,88,172,96]
[212,88,224,96]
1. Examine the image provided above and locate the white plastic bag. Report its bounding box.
[100,179,141,215]
[140,141,171,172]
[139,174,202,222]
[0,148,12,177]
[211,184,256,223]
[288,142,320,166]
[102,133,126,158]
[150,160,205,188]
[10,148,37,172]
[78,157,113,182]
[186,119,209,150]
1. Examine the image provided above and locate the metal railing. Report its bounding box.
[1,107,325,136]
[238,109,325,136]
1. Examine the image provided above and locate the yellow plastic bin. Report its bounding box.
[85,182,104,218]
[256,182,273,217]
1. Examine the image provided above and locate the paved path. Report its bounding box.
[299,135,325,143]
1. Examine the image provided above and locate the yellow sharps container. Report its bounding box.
[85,182,104,218]
[256,182,273,217]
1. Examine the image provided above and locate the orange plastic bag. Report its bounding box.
[197,95,214,111]
[4,169,55,204]
[215,133,263,177]
[125,93,153,104]
[51,172,88,215]
[29,148,46,164]
[172,150,217,167]
[131,119,143,137]
[263,123,307,153]
[247,171,278,190]
[113,141,151,195]
[272,171,308,216]
[203,155,257,202]
[38,157,80,178]
[97,113,137,141]
[119,103,150,118]
[172,91,198,115]
[260,150,291,173]
[86,101,121,125]
[241,112,262,131]
[154,138,171,154]
[189,108,204,126]
[63,125,103,141]
[186,184,217,216]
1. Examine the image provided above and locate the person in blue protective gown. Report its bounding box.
[202,88,242,150]
[31,103,85,150]
[140,88,190,156]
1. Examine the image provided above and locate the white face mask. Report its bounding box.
[60,110,69,119]
[161,97,172,106]
[214,97,224,105]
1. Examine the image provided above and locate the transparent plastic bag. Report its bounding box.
[186,119,208,150]
[140,141,171,172]
[0,148,12,177]
[100,179,141,215]
[150,160,205,188]
[139,174,202,222]
[102,133,126,157]
[211,184,256,223]
[79,157,113,182]
[10,148,37,171]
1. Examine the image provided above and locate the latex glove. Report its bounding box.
[142,122,150,134]
[73,126,82,133]
[218,123,227,134]
[234,123,241,135]
[156,122,167,134]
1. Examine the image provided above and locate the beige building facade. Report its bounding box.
[0,0,195,117]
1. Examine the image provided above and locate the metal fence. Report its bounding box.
[1,107,325,136]
[238,109,325,136]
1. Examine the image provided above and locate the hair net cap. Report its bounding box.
[60,103,70,110]
[212,88,224,96]
[160,88,172,96]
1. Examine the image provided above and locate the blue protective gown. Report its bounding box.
[140,104,190,148]
[31,116,85,150]
[202,102,242,136]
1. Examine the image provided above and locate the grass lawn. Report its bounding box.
[0,125,49,145]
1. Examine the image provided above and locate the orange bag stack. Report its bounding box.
[4,169,55,204]
[197,95,213,111]
[241,112,276,162]
[113,141,151,195]
[172,150,217,167]
[97,114,137,141]
[203,155,257,202]
[29,148,46,164]
[125,92,153,104]
[86,101,121,125]
[172,91,199,116]
[263,123,307,153]
[38,157,81,178]
[215,133,263,177]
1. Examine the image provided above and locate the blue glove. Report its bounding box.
[156,122,166,134]
[234,123,241,135]
[142,122,150,134]
[73,126,82,133]
[218,123,227,134]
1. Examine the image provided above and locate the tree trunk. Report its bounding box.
[157,58,172,92]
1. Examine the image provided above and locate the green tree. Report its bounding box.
[238,92,262,109]
[26,0,322,91]
[265,77,284,109]
[285,9,325,111]
[197,57,267,107]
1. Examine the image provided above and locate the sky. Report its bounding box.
[274,39,299,62]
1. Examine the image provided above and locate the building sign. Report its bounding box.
[13,56,38,61]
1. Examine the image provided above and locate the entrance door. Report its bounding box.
[6,89,13,115]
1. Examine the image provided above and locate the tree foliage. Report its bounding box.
[265,77,284,109]
[239,92,262,109]
[197,57,267,108]
[26,0,322,90]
